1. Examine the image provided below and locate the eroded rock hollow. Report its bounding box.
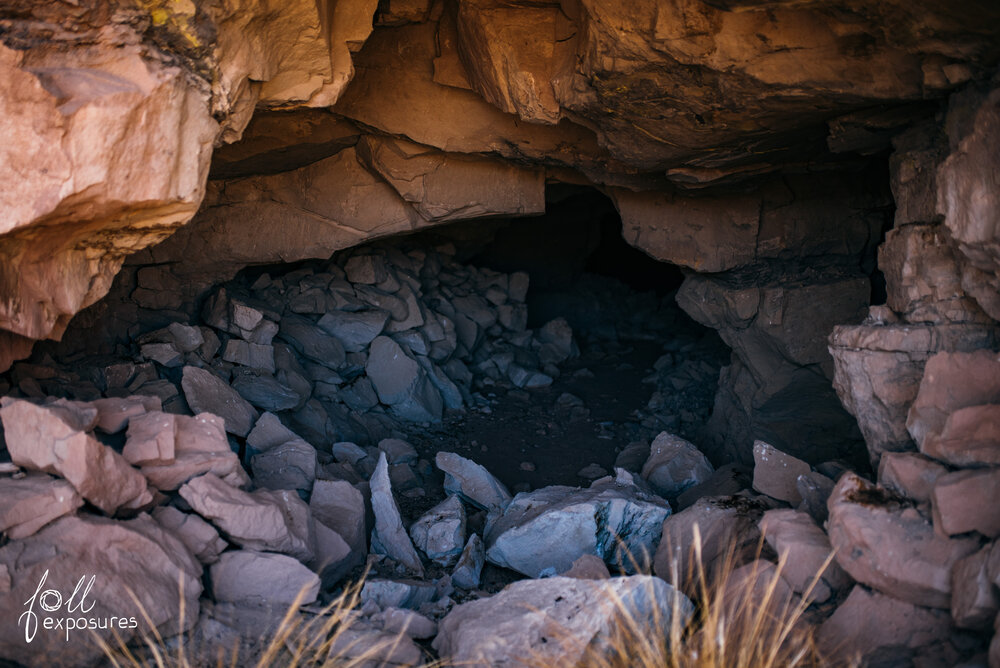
[2,0,1000,665]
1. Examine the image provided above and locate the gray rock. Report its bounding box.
[508,272,530,302]
[246,412,302,451]
[614,441,650,473]
[339,376,380,412]
[167,322,205,353]
[536,317,578,363]
[222,339,275,373]
[278,315,346,369]
[436,451,511,513]
[180,473,315,562]
[332,441,369,466]
[141,342,183,367]
[451,534,485,590]
[372,607,438,640]
[230,372,301,412]
[485,474,671,577]
[370,453,424,575]
[361,578,437,610]
[410,495,466,566]
[311,521,355,587]
[251,439,318,491]
[344,254,389,284]
[418,356,465,410]
[795,471,836,524]
[378,438,419,464]
[0,473,82,539]
[507,363,553,389]
[211,550,319,608]
[181,366,258,437]
[759,509,851,603]
[310,478,367,557]
[366,336,443,422]
[327,619,424,666]
[640,431,714,499]
[152,505,227,564]
[317,309,390,352]
[434,575,691,668]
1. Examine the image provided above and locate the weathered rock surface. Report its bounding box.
[827,473,979,608]
[152,505,227,565]
[0,398,148,514]
[433,576,691,668]
[370,453,424,575]
[0,473,83,539]
[877,451,948,504]
[181,366,259,437]
[436,451,511,513]
[366,336,443,422]
[951,545,999,630]
[485,473,670,577]
[759,509,850,603]
[132,412,248,491]
[640,431,713,499]
[752,440,810,505]
[410,495,466,567]
[922,404,1000,467]
[0,514,201,667]
[179,473,315,562]
[451,534,486,590]
[211,550,320,608]
[931,468,1000,538]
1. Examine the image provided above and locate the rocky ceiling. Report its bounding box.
[2,0,1000,371]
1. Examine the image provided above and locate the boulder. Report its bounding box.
[640,431,713,499]
[922,404,1000,467]
[817,586,953,664]
[485,473,670,577]
[278,315,347,369]
[370,453,424,575]
[409,495,466,567]
[451,534,486,590]
[653,494,766,587]
[434,576,691,668]
[0,398,148,514]
[0,473,82,539]
[181,366,259,437]
[0,515,201,667]
[435,451,511,513]
[877,451,948,504]
[317,309,390,352]
[211,550,320,608]
[152,505,227,565]
[930,468,1000,537]
[951,545,999,630]
[135,413,248,491]
[906,350,1000,449]
[827,473,979,607]
[752,440,810,505]
[759,509,851,603]
[251,439,318,491]
[366,336,443,422]
[179,473,315,562]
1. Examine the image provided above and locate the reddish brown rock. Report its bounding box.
[562,554,611,580]
[817,586,953,664]
[0,473,82,539]
[906,350,1000,450]
[0,398,148,514]
[922,404,1000,467]
[152,505,228,565]
[759,509,851,603]
[931,468,1000,538]
[181,366,259,437]
[210,550,320,608]
[827,473,979,608]
[91,396,162,434]
[951,545,999,630]
[752,441,810,505]
[0,514,201,667]
[878,451,949,504]
[719,560,798,627]
[133,412,248,491]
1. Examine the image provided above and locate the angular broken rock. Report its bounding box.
[366,335,443,422]
[640,431,713,498]
[372,607,438,640]
[251,439,318,491]
[951,545,999,630]
[436,451,511,513]
[752,440,811,505]
[246,411,302,451]
[827,472,979,608]
[931,468,1000,537]
[91,395,161,433]
[410,494,466,566]
[318,309,390,352]
[310,478,367,557]
[211,550,320,608]
[0,398,148,514]
[759,509,850,603]
[653,494,766,586]
[922,403,1000,468]
[485,474,671,578]
[0,473,83,539]
[370,452,424,575]
[181,366,258,437]
[327,619,424,666]
[360,578,438,610]
[152,505,227,564]
[817,585,953,664]
[452,534,485,590]
[877,451,948,504]
[180,473,315,562]
[434,576,691,668]
[906,349,1000,449]
[0,514,201,667]
[135,412,248,491]
[563,554,612,580]
[311,521,355,586]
